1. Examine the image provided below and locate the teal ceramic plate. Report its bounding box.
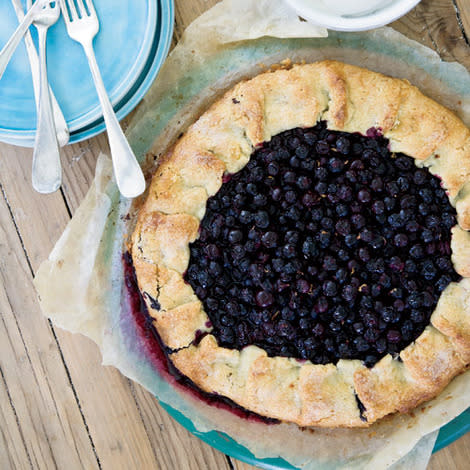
[0,0,174,146]
[159,400,470,468]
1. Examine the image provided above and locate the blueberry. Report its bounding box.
[358,247,370,262]
[239,210,252,224]
[406,220,420,232]
[359,229,374,243]
[389,256,404,272]
[302,191,319,207]
[410,244,424,259]
[395,156,412,170]
[421,229,434,243]
[372,200,385,215]
[344,234,358,248]
[261,231,278,248]
[354,337,370,352]
[254,211,270,228]
[314,297,329,313]
[253,194,268,207]
[296,279,311,294]
[351,214,366,229]
[285,190,297,204]
[397,176,410,192]
[358,189,371,203]
[336,204,349,217]
[323,280,337,297]
[393,233,408,247]
[404,259,417,273]
[335,219,351,236]
[342,285,356,302]
[316,140,330,154]
[282,244,297,258]
[384,197,396,211]
[329,157,345,173]
[336,136,350,154]
[442,212,456,228]
[302,238,318,258]
[386,330,401,343]
[323,255,337,271]
[271,187,282,201]
[283,171,296,184]
[381,307,399,323]
[413,169,427,185]
[315,167,328,180]
[333,306,348,322]
[370,177,383,191]
[337,185,353,201]
[296,145,309,159]
[255,290,274,307]
[335,268,348,284]
[297,176,311,190]
[420,259,437,280]
[228,230,243,244]
[436,275,452,292]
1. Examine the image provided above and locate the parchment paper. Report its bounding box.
[35,1,470,468]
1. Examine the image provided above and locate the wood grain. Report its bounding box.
[1,1,469,469]
[393,0,470,70]
[0,174,97,469]
[0,141,230,470]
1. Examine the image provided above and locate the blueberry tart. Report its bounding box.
[131,61,470,427]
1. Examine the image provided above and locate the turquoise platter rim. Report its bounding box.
[158,400,470,468]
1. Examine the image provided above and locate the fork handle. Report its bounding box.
[83,42,145,198]
[0,0,47,80]
[32,26,61,193]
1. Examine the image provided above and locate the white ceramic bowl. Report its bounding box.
[284,0,421,31]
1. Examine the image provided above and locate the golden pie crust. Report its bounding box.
[131,61,470,428]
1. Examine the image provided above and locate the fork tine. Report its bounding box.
[75,0,87,17]
[60,0,77,21]
[84,0,96,17]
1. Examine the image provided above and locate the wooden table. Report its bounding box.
[1,1,470,468]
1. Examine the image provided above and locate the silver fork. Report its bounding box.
[31,0,62,194]
[14,0,70,147]
[59,0,146,198]
[0,0,49,80]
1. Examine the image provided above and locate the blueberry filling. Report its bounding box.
[184,122,461,367]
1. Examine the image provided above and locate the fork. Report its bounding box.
[59,0,146,198]
[31,1,62,193]
[0,0,49,80]
[12,0,70,147]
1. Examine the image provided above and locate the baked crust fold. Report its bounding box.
[170,335,367,427]
[431,279,470,363]
[132,61,470,427]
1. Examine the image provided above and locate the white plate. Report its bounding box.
[285,0,421,31]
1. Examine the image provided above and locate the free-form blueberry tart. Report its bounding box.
[131,61,470,427]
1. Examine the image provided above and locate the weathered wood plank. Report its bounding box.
[230,433,470,470]
[393,0,470,70]
[0,365,31,470]
[0,143,165,469]
[0,182,98,470]
[129,382,233,470]
[429,433,470,469]
[455,0,470,44]
[0,140,231,469]
[174,0,219,40]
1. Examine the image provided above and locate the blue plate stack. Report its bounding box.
[0,0,174,146]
